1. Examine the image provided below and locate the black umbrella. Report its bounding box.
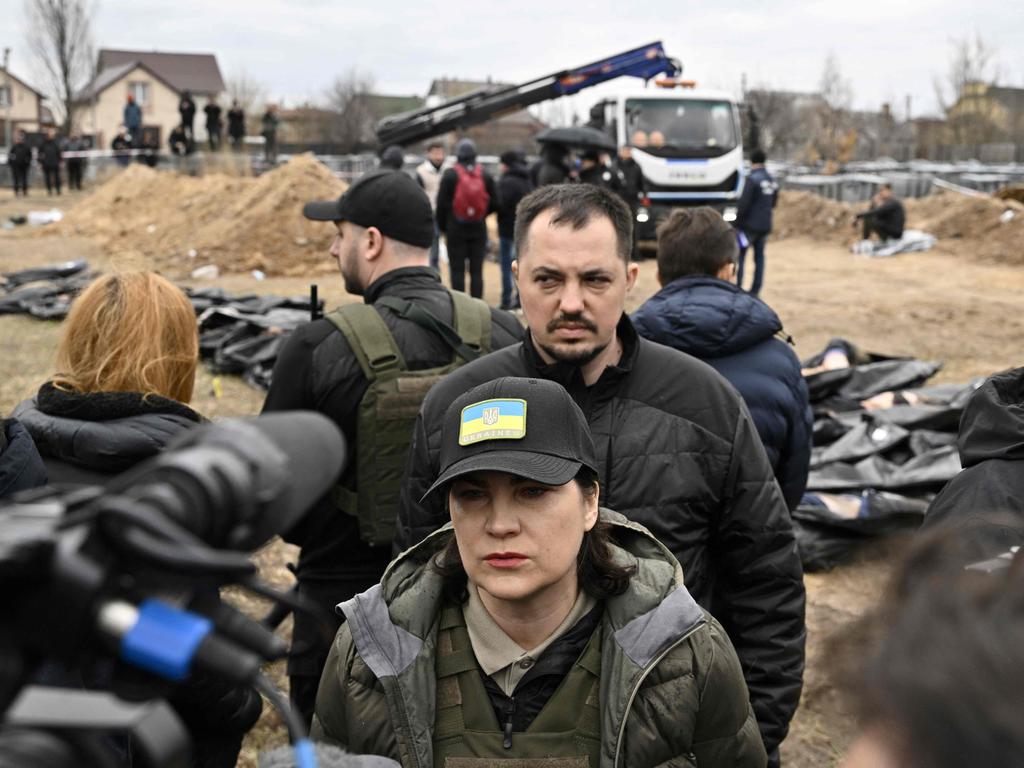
[536,126,616,152]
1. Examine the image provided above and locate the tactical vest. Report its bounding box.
[433,603,602,767]
[326,292,492,546]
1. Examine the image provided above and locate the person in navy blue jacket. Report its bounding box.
[632,207,811,510]
[735,149,778,296]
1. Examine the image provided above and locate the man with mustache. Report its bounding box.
[397,183,805,765]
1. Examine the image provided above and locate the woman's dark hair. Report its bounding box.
[433,467,636,604]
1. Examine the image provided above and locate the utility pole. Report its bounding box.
[3,48,12,149]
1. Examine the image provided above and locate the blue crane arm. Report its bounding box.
[375,42,681,147]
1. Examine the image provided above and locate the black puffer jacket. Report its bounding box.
[496,163,532,238]
[12,383,202,485]
[397,315,806,755]
[632,276,812,510]
[922,366,1024,561]
[0,418,48,497]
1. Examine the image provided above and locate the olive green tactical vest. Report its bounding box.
[325,292,492,546]
[433,603,602,768]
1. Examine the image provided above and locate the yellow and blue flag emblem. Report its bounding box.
[459,398,527,445]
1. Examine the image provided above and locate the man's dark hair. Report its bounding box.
[514,184,633,264]
[655,207,738,283]
[751,148,767,164]
[434,467,636,602]
[426,141,444,151]
[835,532,1024,768]
[880,182,893,191]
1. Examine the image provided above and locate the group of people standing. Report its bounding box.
[6,128,88,196]
[120,90,249,159]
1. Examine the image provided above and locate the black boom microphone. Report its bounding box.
[106,411,346,551]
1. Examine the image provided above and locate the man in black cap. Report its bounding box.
[436,138,498,299]
[261,168,522,726]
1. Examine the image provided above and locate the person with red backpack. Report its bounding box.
[436,138,498,298]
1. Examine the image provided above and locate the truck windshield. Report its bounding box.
[625,98,737,154]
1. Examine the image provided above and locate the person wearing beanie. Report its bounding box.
[262,169,522,726]
[435,137,498,299]
[735,148,778,296]
[380,144,405,171]
[313,377,766,767]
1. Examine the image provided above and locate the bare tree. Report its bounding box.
[24,0,95,132]
[226,68,268,132]
[934,32,1001,146]
[745,87,804,156]
[814,53,854,164]
[324,68,377,151]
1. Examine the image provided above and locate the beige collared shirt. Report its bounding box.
[463,585,597,697]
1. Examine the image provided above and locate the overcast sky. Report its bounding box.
[6,0,1024,119]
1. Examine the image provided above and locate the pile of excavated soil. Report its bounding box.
[772,190,856,240]
[774,188,1024,264]
[904,191,1024,265]
[58,154,347,276]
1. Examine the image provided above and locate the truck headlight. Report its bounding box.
[636,207,650,224]
[722,206,738,223]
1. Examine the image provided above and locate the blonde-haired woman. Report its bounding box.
[14,271,202,485]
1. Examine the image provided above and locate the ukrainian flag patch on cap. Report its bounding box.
[459,398,527,445]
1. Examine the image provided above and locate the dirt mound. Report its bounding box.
[773,190,856,240]
[995,184,1024,204]
[59,154,347,276]
[905,190,1024,265]
[774,188,1024,264]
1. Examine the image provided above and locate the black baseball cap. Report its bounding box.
[422,377,598,501]
[302,169,434,248]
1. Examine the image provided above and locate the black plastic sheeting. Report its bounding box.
[796,337,984,571]
[1,261,320,390]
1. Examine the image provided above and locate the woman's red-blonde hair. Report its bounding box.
[53,272,198,404]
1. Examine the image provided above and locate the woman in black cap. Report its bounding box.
[312,377,765,766]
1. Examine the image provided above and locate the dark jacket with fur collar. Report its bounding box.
[12,382,202,485]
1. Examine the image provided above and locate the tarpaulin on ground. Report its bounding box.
[797,337,984,571]
[0,261,320,389]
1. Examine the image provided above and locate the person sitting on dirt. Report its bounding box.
[631,206,812,510]
[840,535,1024,768]
[13,272,203,486]
[855,183,905,242]
[313,376,767,767]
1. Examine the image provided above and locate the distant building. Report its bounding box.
[947,82,1024,152]
[424,77,546,155]
[76,49,225,149]
[0,67,54,143]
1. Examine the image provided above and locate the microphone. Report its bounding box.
[106,412,346,551]
[259,744,401,768]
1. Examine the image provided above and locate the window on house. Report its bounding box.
[128,82,150,106]
[0,86,11,107]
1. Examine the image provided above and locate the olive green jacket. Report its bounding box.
[312,510,767,768]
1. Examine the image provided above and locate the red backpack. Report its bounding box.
[452,164,489,222]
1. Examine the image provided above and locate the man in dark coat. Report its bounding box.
[435,138,497,298]
[178,90,197,138]
[855,183,905,242]
[261,169,522,727]
[7,130,33,196]
[632,206,812,510]
[921,366,1024,564]
[397,183,806,763]
[532,142,571,187]
[204,98,223,151]
[123,94,142,146]
[496,149,532,309]
[577,149,623,192]
[38,128,62,196]
[63,131,87,190]
[735,149,778,295]
[227,100,246,150]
